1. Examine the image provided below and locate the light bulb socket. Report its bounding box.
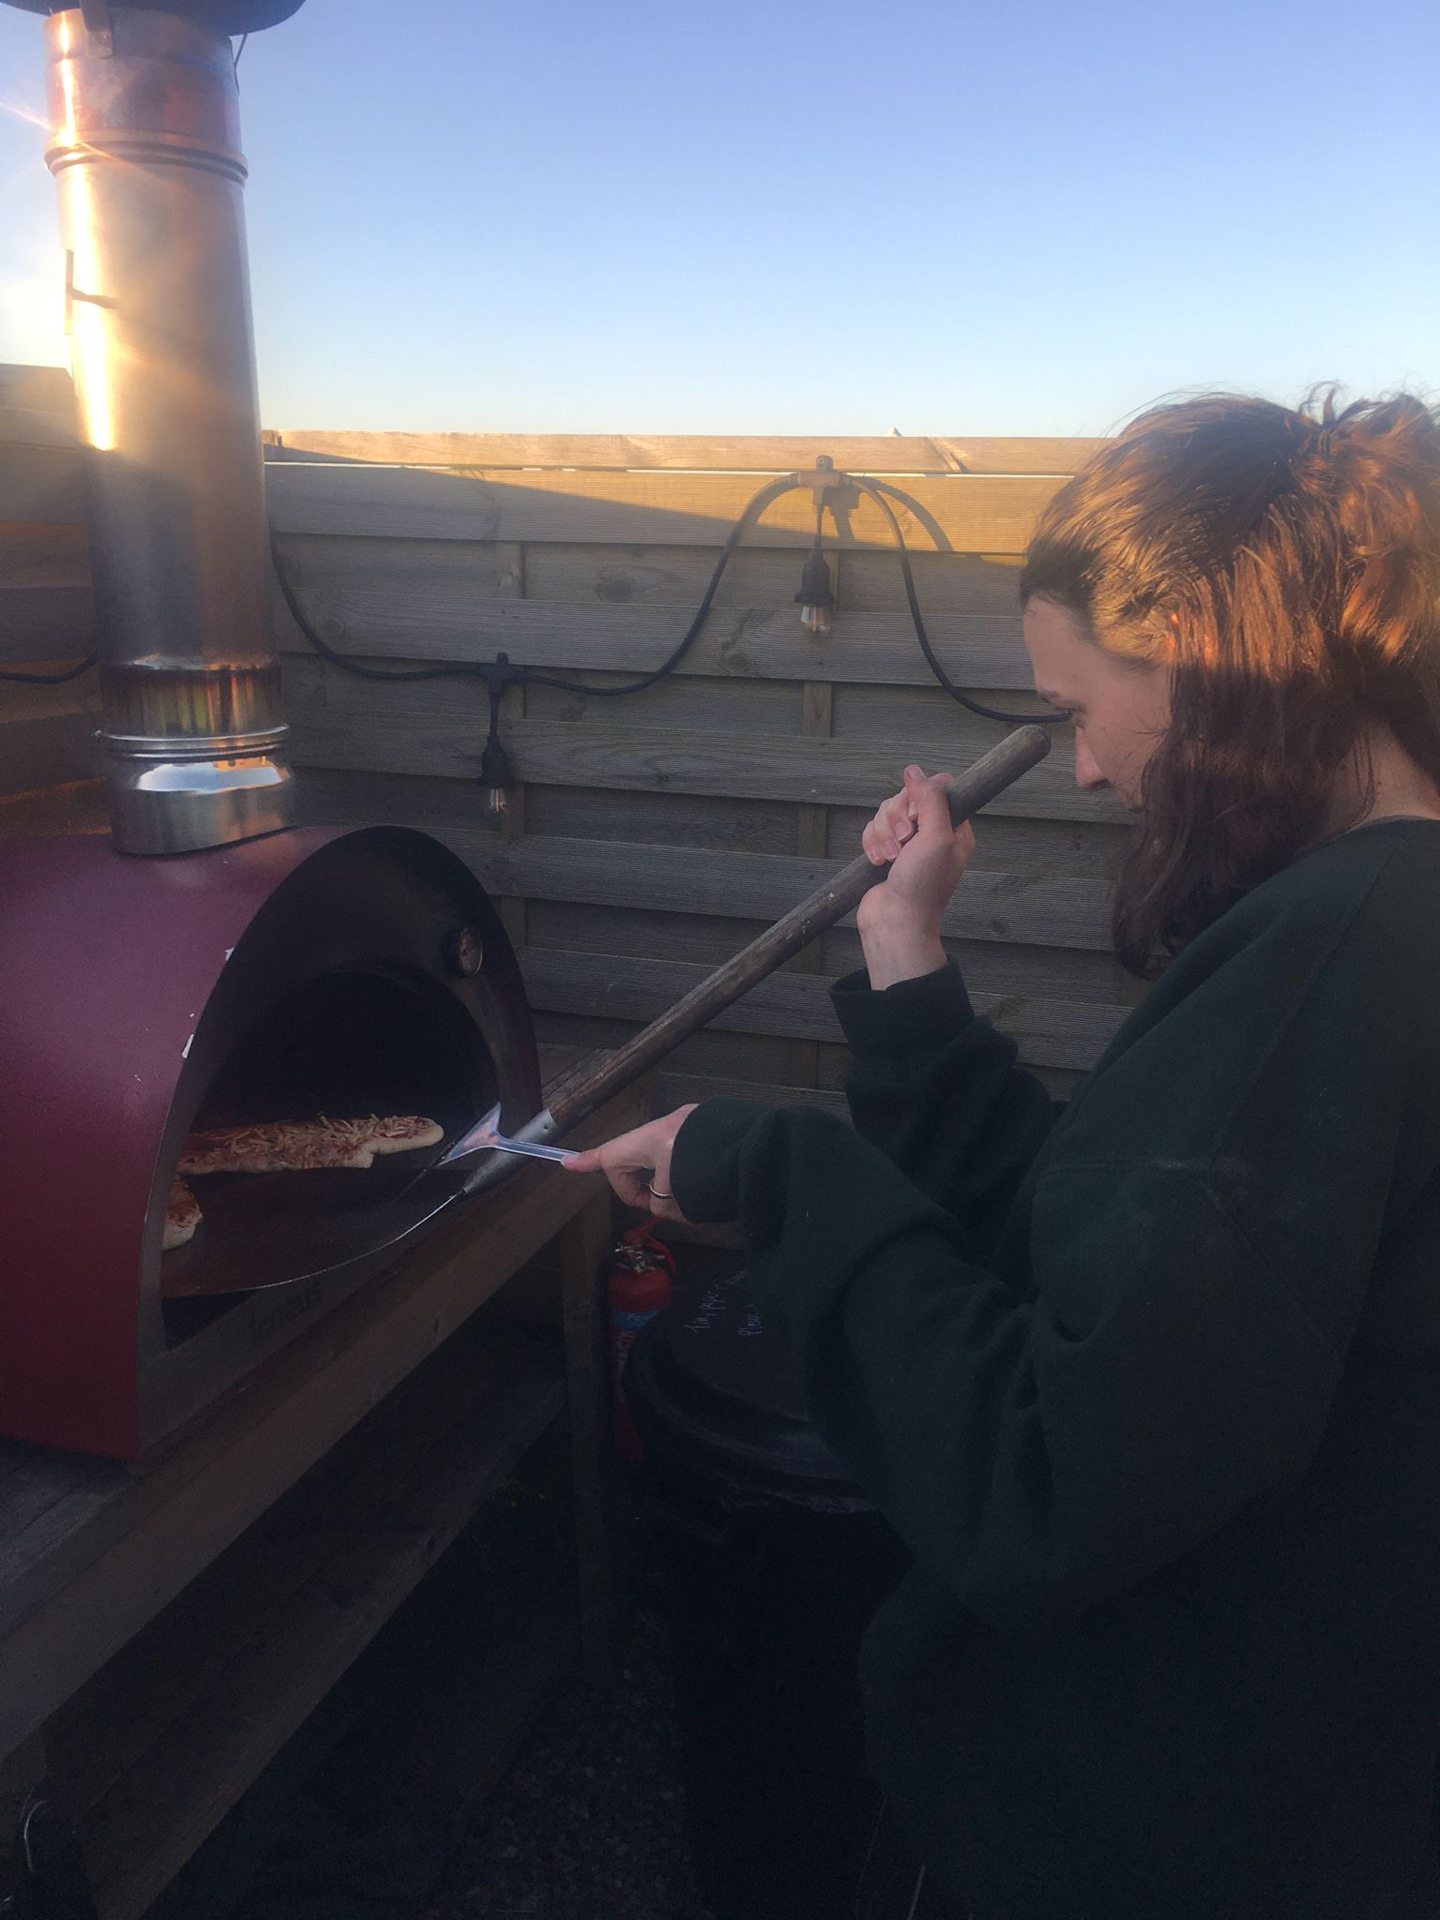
[794,548,835,613]
[479,728,512,804]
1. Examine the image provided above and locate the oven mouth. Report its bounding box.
[159,964,494,1313]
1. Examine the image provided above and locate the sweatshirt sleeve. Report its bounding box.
[669,881,1415,1634]
[831,961,1060,1253]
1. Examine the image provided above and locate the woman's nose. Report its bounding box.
[1075,737,1109,791]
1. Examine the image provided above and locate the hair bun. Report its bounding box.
[1287,395,1440,634]
[1294,390,1440,502]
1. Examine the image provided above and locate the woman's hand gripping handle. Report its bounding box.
[858,765,976,990]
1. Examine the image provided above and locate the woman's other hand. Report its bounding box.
[857,764,976,989]
[563,1105,699,1220]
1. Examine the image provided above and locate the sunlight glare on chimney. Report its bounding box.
[66,167,116,452]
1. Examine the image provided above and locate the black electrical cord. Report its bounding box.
[271,471,797,698]
[277,463,1066,729]
[272,536,492,684]
[0,654,98,685]
[848,473,1066,727]
[514,472,797,697]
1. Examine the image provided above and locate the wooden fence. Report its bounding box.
[1,366,1138,1112]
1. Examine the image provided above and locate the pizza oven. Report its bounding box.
[0,5,555,1460]
[0,825,542,1459]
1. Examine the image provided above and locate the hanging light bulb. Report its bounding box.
[479,729,511,815]
[795,542,835,638]
[478,653,517,815]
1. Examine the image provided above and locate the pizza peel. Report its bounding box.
[163,725,1051,1298]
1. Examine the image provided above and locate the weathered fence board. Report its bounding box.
[282,691,1120,827]
[445,833,1114,952]
[0,706,100,801]
[0,524,95,660]
[522,898,1135,1009]
[519,949,1124,1073]
[0,587,94,662]
[518,672,808,736]
[263,466,1061,553]
[265,432,1104,474]
[0,367,71,411]
[0,444,85,527]
[272,578,1035,691]
[1,448,1060,553]
[0,369,74,456]
[524,541,1029,615]
[526,898,774,971]
[299,767,804,857]
[11,532,1039,673]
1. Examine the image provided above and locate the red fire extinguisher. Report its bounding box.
[605,1224,676,1461]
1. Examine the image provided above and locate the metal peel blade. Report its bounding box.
[464,1135,576,1166]
[438,1104,572,1169]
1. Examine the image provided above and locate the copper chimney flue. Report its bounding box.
[42,5,293,854]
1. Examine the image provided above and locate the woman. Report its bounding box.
[565,391,1440,1919]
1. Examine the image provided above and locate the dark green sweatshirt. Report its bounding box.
[670,820,1440,1920]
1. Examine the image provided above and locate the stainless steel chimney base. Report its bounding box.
[106,733,295,856]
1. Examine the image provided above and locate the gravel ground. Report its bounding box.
[159,1437,717,1920]
[430,1607,716,1920]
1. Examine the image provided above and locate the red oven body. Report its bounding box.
[0,825,540,1459]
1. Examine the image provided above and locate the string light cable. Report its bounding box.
[0,655,98,686]
[847,472,1066,726]
[271,470,798,703]
[278,463,1066,728]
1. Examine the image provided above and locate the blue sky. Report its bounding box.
[1,0,1436,435]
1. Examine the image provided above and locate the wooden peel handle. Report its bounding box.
[546,723,1053,1133]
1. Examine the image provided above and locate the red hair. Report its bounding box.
[1020,391,1440,975]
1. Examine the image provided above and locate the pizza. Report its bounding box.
[178,1114,443,1178]
[164,1178,202,1252]
[323,1114,444,1156]
[178,1122,376,1177]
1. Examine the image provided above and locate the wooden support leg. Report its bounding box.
[558,1187,625,1686]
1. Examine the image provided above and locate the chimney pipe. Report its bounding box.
[43,5,293,855]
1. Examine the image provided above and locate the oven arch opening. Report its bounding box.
[160,964,495,1328]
